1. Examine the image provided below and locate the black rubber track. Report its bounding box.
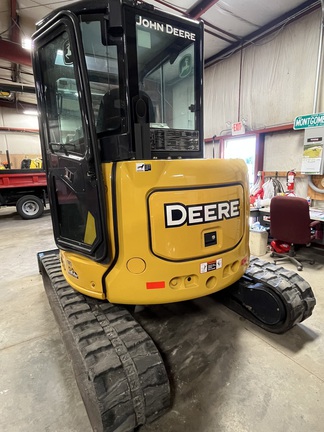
[222,256,316,334]
[38,251,170,432]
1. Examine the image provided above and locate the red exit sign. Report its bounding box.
[232,121,245,135]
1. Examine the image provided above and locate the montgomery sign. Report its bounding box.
[293,113,324,130]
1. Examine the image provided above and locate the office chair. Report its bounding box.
[270,195,321,271]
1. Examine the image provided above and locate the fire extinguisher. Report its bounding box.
[286,169,296,195]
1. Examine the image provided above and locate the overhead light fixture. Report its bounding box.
[22,38,32,50]
[23,109,38,116]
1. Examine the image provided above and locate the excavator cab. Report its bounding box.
[32,2,316,431]
[32,0,203,262]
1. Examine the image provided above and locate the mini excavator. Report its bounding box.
[32,1,316,430]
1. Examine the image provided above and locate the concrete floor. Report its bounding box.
[1,206,324,432]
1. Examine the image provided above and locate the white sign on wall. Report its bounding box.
[301,127,324,175]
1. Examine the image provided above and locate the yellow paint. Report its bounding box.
[127,258,146,274]
[61,158,250,305]
[60,250,106,299]
[83,211,96,245]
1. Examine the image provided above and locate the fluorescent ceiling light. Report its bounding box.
[22,38,32,50]
[23,110,38,116]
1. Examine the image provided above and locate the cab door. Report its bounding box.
[33,18,107,260]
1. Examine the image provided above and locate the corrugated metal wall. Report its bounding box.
[204,9,322,137]
[203,9,323,199]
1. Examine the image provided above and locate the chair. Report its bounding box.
[96,88,125,133]
[96,88,155,133]
[270,195,321,271]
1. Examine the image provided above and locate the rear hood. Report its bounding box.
[148,183,245,261]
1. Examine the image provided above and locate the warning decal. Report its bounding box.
[200,258,222,274]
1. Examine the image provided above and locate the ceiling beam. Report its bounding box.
[187,0,220,20]
[205,0,321,66]
[0,40,32,67]
[10,0,19,44]
[204,21,240,42]
[0,126,39,133]
[150,0,185,16]
[0,83,35,93]
[204,27,235,44]
[0,99,36,111]
[147,0,240,42]
[10,0,20,82]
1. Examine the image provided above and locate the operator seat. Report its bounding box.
[97,88,123,133]
[96,88,155,133]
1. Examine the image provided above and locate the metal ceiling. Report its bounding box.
[0,0,321,110]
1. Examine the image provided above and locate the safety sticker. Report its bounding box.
[200,258,222,273]
[136,163,151,172]
[66,260,79,279]
[68,269,79,279]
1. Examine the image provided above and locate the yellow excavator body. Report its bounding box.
[60,158,250,303]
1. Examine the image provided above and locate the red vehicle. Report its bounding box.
[0,169,47,219]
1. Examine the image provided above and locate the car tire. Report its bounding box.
[16,195,44,219]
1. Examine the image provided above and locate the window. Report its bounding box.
[224,136,256,187]
[38,29,98,247]
[136,16,196,130]
[79,19,125,135]
[39,31,86,156]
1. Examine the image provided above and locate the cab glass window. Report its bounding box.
[38,30,98,248]
[136,16,196,130]
[39,31,86,156]
[79,18,126,135]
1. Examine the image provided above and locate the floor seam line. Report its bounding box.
[0,332,56,352]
